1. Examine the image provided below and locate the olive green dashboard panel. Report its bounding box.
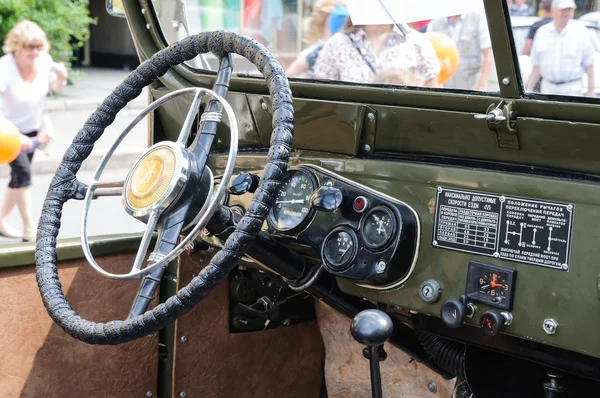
[210,153,600,360]
[151,87,367,156]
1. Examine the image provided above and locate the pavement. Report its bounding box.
[0,67,150,179]
[0,168,145,244]
[0,67,150,244]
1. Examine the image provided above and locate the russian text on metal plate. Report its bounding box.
[433,187,574,271]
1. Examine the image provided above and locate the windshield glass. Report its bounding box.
[511,0,600,98]
[151,0,499,93]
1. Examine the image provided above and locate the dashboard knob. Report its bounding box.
[310,185,343,212]
[480,310,512,337]
[229,172,259,195]
[440,295,473,328]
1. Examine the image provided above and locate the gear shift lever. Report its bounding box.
[351,309,394,398]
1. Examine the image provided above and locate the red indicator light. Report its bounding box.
[353,196,368,213]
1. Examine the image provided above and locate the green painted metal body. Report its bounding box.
[97,0,600,360]
[214,153,600,359]
[3,1,599,388]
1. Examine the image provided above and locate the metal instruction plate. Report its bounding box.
[433,187,574,271]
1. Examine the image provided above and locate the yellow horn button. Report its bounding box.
[127,147,176,209]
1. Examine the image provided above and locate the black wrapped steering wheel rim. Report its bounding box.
[35,31,294,345]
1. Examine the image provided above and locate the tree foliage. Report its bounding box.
[0,0,96,64]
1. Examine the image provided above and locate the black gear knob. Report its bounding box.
[351,309,394,347]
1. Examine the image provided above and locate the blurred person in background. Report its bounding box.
[523,0,553,56]
[372,67,424,86]
[314,18,440,86]
[286,0,348,78]
[510,0,533,16]
[526,0,595,96]
[427,12,494,91]
[0,20,67,242]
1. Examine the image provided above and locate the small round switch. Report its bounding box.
[229,172,259,195]
[310,185,343,212]
[441,298,466,328]
[440,295,474,329]
[419,280,441,303]
[480,310,512,337]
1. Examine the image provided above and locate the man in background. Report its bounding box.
[523,0,553,56]
[526,0,595,97]
[427,12,494,91]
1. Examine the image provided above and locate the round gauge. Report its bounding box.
[360,206,396,250]
[478,271,509,303]
[267,170,316,232]
[322,227,359,271]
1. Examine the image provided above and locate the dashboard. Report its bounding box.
[223,159,600,366]
[229,165,420,288]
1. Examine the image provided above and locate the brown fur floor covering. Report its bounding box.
[315,300,456,398]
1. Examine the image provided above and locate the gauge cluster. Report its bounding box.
[264,165,420,288]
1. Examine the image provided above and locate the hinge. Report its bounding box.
[474,100,519,150]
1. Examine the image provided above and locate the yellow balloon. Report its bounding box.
[0,119,21,165]
[425,32,460,84]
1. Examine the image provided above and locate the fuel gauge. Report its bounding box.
[322,227,359,272]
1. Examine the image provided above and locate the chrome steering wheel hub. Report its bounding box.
[123,141,190,219]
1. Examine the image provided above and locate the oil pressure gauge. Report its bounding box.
[465,261,517,310]
[360,206,397,250]
[322,226,358,272]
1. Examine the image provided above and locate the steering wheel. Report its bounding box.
[35,31,294,345]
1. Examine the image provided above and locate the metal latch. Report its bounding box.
[474,100,518,149]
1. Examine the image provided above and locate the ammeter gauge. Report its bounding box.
[360,206,397,250]
[465,261,517,310]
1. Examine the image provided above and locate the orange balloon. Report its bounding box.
[0,118,21,165]
[425,31,460,85]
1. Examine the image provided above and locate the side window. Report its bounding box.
[151,0,498,93]
[514,0,600,98]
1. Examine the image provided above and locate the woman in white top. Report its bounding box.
[0,20,67,242]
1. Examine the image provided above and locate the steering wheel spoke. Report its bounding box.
[176,88,204,147]
[128,202,191,317]
[89,180,125,199]
[131,209,161,273]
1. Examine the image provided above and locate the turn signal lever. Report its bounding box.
[351,309,393,398]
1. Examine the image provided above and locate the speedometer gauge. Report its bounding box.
[267,170,316,232]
